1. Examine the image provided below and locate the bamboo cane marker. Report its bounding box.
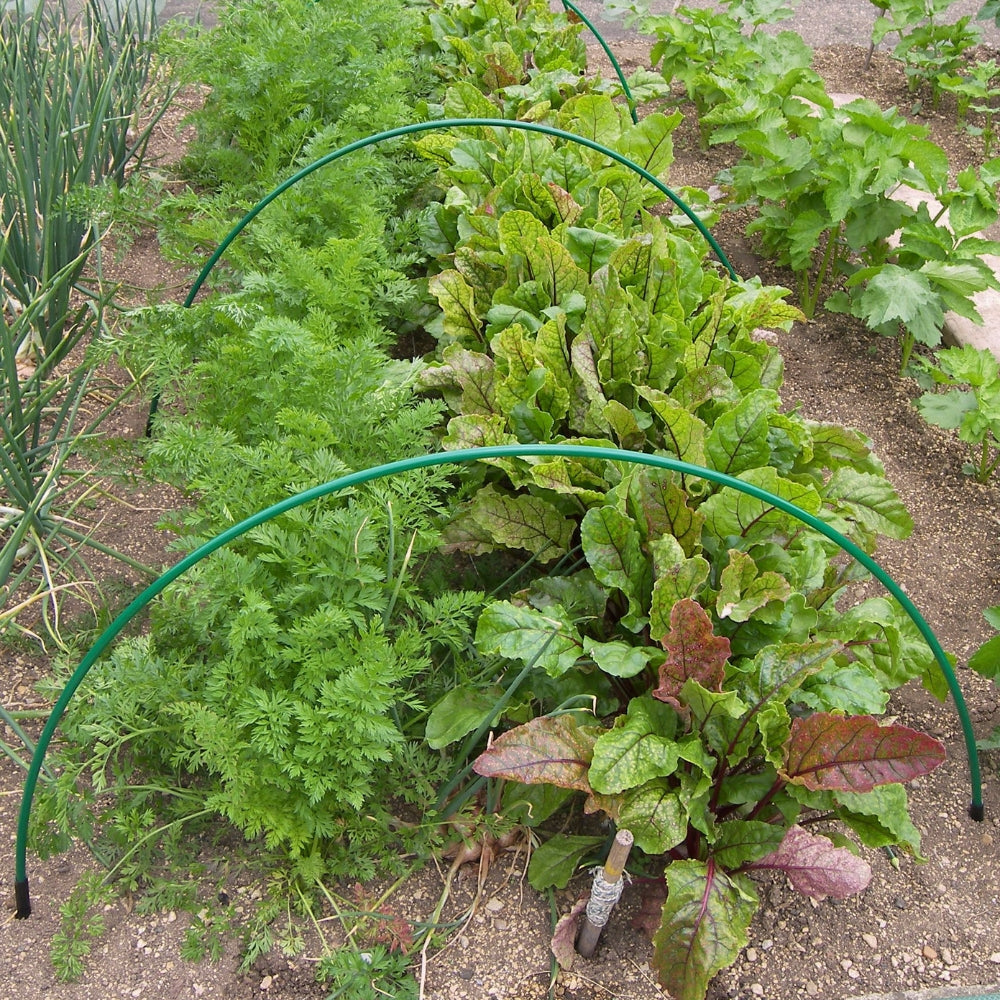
[576,828,634,958]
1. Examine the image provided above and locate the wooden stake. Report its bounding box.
[576,829,634,959]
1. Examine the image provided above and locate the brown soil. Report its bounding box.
[3,36,1000,1000]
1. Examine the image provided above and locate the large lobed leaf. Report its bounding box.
[782,713,945,792]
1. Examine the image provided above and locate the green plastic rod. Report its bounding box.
[14,445,983,918]
[182,117,734,309]
[558,0,638,124]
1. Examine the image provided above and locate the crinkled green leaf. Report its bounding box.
[716,550,791,623]
[615,111,680,178]
[583,638,660,679]
[652,860,758,1000]
[430,269,484,345]
[704,390,777,475]
[681,679,752,762]
[467,486,575,561]
[823,467,913,540]
[426,685,503,749]
[590,695,681,794]
[834,784,923,856]
[581,505,650,628]
[649,537,711,639]
[699,467,823,543]
[797,661,888,714]
[711,820,786,869]
[475,600,583,677]
[619,779,689,854]
[632,470,705,555]
[528,834,605,890]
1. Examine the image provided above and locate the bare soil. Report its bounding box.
[3,37,1000,1000]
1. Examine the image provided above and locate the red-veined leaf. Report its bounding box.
[746,824,872,899]
[782,713,945,792]
[653,598,730,706]
[472,715,600,791]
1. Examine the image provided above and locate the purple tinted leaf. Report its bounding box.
[472,715,600,791]
[653,599,731,707]
[782,713,946,792]
[551,896,589,970]
[746,825,872,900]
[652,859,758,1000]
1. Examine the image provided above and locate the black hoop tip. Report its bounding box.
[968,802,985,822]
[14,879,31,919]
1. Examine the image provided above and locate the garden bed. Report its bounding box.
[3,7,1000,1000]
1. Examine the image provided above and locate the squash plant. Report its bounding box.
[416,91,947,1000]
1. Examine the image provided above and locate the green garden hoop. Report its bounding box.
[558,0,638,124]
[145,117,734,435]
[14,444,984,919]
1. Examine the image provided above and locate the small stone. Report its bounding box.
[940,970,952,982]
[923,945,939,962]
[761,939,773,951]
[840,959,853,971]
[494,919,509,931]
[750,984,764,996]
[989,953,1000,964]
[260,976,273,991]
[805,982,819,997]
[745,947,758,962]
[848,969,860,979]
[167,911,177,923]
[940,947,953,965]
[458,969,475,981]
[862,933,878,950]
[983,833,995,847]
[893,896,907,910]
[459,935,470,950]
[485,898,504,913]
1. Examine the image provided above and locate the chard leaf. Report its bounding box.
[442,413,517,450]
[583,638,660,679]
[834,784,923,856]
[797,661,888,714]
[619,779,689,854]
[430,269,483,345]
[528,834,604,891]
[746,824,871,899]
[425,685,503,749]
[755,640,844,705]
[652,598,730,702]
[649,537,711,638]
[467,486,575,560]
[581,506,650,628]
[704,390,777,475]
[699,467,823,543]
[615,111,680,178]
[475,600,583,677]
[652,860,758,1000]
[472,714,599,790]
[681,679,753,762]
[782,713,946,792]
[716,550,791,623]
[822,468,913,540]
[558,92,625,145]
[564,226,624,277]
[590,695,682,794]
[711,820,786,869]
[636,386,709,465]
[444,80,500,119]
[633,470,705,555]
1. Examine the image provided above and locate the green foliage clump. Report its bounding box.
[175,0,424,192]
